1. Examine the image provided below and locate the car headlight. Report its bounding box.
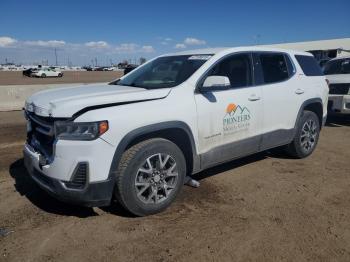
[54,121,108,140]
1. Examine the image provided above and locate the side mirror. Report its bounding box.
[199,76,231,92]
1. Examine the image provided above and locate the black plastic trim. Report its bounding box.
[294,98,323,132]
[108,121,200,181]
[30,167,113,207]
[201,135,260,170]
[63,162,89,190]
[260,129,295,151]
[200,128,295,171]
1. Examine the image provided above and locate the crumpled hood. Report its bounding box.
[25,83,171,117]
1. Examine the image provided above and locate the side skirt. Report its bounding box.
[198,128,295,172]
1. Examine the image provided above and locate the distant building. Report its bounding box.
[266,38,350,66]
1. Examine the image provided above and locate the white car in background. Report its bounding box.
[324,56,350,114]
[31,68,63,78]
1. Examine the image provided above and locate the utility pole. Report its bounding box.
[254,34,261,45]
[54,48,58,66]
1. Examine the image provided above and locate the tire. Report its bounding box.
[58,73,63,77]
[114,138,186,216]
[41,73,46,78]
[285,110,320,158]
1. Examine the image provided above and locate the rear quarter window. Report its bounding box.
[295,55,323,76]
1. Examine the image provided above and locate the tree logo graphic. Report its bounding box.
[223,103,251,134]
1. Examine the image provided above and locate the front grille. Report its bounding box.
[329,84,350,95]
[64,163,88,189]
[25,112,58,159]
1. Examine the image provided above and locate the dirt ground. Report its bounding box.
[0,71,123,85]
[0,111,349,262]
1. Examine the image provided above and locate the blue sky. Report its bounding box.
[0,0,349,65]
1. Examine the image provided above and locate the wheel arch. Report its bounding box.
[295,98,324,130]
[108,121,200,181]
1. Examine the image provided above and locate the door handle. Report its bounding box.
[248,94,261,101]
[295,88,305,95]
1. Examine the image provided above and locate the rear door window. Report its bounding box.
[295,55,323,76]
[259,53,290,84]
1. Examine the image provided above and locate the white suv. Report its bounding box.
[323,56,350,114]
[23,47,328,216]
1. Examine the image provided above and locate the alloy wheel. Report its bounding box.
[300,119,317,152]
[135,153,178,204]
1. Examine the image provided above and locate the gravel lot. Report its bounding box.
[0,71,123,85]
[0,111,349,262]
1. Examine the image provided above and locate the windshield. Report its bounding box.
[111,55,212,89]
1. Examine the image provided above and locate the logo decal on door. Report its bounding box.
[223,103,251,134]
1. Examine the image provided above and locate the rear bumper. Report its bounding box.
[328,95,350,114]
[23,144,115,207]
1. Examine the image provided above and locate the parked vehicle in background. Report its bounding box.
[324,56,350,114]
[103,67,116,71]
[95,66,115,71]
[23,68,37,77]
[82,66,93,71]
[319,59,330,68]
[31,68,63,78]
[23,47,328,216]
[124,64,138,75]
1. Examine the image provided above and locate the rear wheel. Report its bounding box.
[41,73,46,78]
[114,138,186,216]
[58,73,63,77]
[285,110,320,158]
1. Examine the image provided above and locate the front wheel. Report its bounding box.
[58,73,63,77]
[285,110,320,158]
[114,138,186,216]
[41,73,46,78]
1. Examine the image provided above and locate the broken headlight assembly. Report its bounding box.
[54,121,108,141]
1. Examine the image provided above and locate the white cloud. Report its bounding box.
[0,36,18,47]
[0,36,157,65]
[174,37,207,49]
[85,41,109,48]
[115,43,138,53]
[141,45,155,53]
[175,43,186,49]
[184,37,206,45]
[114,43,154,54]
[24,40,66,47]
[159,37,173,45]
